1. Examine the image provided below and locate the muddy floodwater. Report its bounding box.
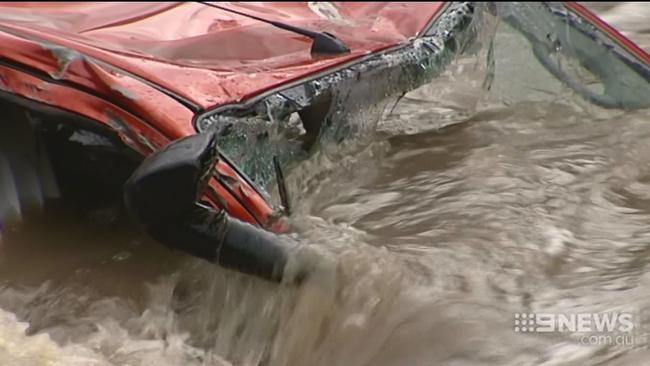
[1,3,650,366]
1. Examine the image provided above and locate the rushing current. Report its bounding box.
[1,3,650,366]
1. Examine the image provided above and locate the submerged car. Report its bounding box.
[0,2,649,282]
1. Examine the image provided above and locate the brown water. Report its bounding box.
[1,3,650,366]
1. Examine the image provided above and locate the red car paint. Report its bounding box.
[0,2,444,228]
[0,2,444,109]
[0,2,647,230]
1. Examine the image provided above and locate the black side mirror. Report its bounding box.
[124,130,302,282]
[124,129,219,225]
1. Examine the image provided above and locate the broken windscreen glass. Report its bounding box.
[196,2,649,208]
[197,2,482,205]
[494,2,649,110]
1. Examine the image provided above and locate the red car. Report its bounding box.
[1,2,648,281]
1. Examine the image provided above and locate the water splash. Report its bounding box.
[2,3,650,366]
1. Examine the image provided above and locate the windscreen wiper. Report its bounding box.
[197,1,350,55]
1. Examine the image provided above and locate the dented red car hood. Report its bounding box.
[0,2,445,228]
[3,2,646,232]
[0,2,442,110]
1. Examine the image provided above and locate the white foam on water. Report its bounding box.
[0,308,110,366]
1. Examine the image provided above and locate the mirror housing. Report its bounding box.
[124,130,219,226]
[124,130,302,282]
